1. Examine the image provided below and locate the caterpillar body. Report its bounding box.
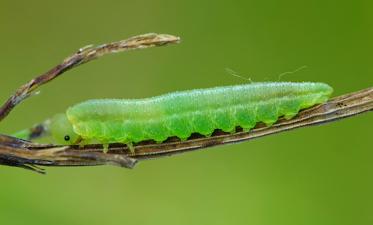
[49,82,333,150]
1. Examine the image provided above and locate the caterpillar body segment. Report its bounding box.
[49,82,333,149]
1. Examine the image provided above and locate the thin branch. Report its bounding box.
[0,87,371,173]
[0,33,180,122]
[0,33,371,173]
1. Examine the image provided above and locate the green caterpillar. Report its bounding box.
[41,82,333,151]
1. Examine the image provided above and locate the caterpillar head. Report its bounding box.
[50,113,80,145]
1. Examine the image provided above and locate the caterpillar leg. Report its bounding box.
[77,137,91,148]
[103,143,109,153]
[127,142,135,154]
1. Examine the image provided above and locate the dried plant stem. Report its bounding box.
[0,87,371,173]
[0,33,371,173]
[0,33,180,122]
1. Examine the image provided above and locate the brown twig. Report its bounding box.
[0,87,371,173]
[0,33,371,173]
[0,33,180,122]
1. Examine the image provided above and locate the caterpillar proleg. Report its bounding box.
[47,82,333,151]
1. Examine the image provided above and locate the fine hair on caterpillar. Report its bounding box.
[225,68,253,83]
[225,65,307,84]
[276,65,308,81]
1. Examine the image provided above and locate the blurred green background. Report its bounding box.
[0,0,372,224]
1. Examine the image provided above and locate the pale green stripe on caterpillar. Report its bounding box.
[47,82,333,151]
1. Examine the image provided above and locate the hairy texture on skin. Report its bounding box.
[64,82,333,145]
